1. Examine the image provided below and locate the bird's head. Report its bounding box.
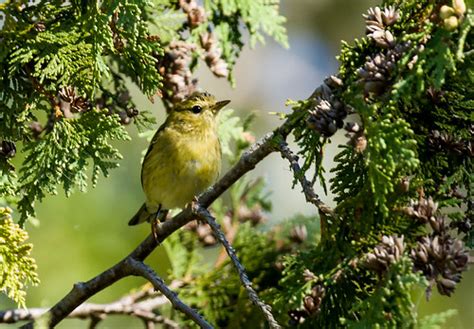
[167,92,230,133]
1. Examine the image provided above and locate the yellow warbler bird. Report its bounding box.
[129,92,230,227]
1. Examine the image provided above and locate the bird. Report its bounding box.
[129,91,230,232]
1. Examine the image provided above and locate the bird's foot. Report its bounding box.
[151,218,161,241]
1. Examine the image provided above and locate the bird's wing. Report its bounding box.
[141,121,167,187]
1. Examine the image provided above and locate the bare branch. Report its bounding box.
[143,319,156,329]
[278,140,333,215]
[128,259,213,329]
[1,287,179,327]
[195,206,282,329]
[0,308,45,324]
[88,315,103,329]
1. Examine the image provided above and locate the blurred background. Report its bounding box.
[1,0,472,328]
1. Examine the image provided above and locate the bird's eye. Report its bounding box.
[191,105,202,114]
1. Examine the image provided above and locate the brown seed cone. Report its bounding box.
[0,141,16,158]
[184,220,217,246]
[428,130,469,155]
[34,21,46,32]
[403,196,438,224]
[236,204,266,225]
[179,0,207,28]
[365,235,405,273]
[200,32,229,78]
[306,78,348,137]
[411,235,469,298]
[357,42,412,96]
[58,86,76,103]
[158,41,198,104]
[363,6,400,32]
[303,285,325,316]
[288,310,307,326]
[290,225,308,244]
[29,121,43,139]
[71,96,90,113]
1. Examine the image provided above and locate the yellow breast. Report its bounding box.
[141,126,221,212]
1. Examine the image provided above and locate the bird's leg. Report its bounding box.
[151,205,162,241]
[151,207,169,241]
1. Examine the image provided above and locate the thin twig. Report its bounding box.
[1,288,179,328]
[128,259,213,329]
[214,214,238,267]
[464,49,474,57]
[88,315,103,329]
[143,319,156,329]
[195,206,282,329]
[278,141,333,215]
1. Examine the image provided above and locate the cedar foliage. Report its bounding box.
[0,0,472,328]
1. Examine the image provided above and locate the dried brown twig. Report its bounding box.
[278,140,333,216]
[129,259,212,328]
[1,284,180,328]
[19,257,208,329]
[195,206,282,329]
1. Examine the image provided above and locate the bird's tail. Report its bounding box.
[128,203,152,226]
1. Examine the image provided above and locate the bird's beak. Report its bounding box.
[213,100,231,113]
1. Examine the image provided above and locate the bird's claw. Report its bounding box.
[151,218,161,242]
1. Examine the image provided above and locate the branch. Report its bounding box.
[1,288,179,328]
[128,259,212,329]
[18,115,296,328]
[195,206,282,329]
[278,140,333,216]
[18,258,205,328]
